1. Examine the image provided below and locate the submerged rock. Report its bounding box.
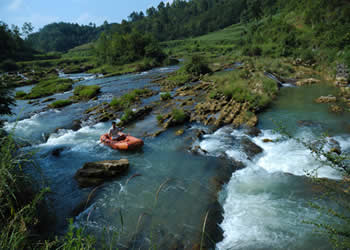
[330,104,343,113]
[74,159,129,188]
[245,127,262,137]
[297,120,323,128]
[295,78,320,86]
[241,137,263,159]
[315,95,337,103]
[51,147,66,157]
[175,129,184,136]
[71,119,82,131]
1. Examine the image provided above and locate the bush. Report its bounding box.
[184,55,212,76]
[243,46,262,56]
[156,114,164,123]
[171,108,187,123]
[163,57,179,66]
[110,97,122,109]
[48,99,72,108]
[299,49,316,64]
[160,92,172,101]
[121,109,134,123]
[73,85,100,100]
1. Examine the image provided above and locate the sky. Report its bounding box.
[0,0,174,31]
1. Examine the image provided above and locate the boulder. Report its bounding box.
[245,127,262,137]
[51,147,66,157]
[330,104,343,113]
[315,95,337,103]
[241,137,263,158]
[74,159,129,188]
[71,119,82,131]
[295,78,320,86]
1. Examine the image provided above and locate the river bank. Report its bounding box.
[2,56,350,249]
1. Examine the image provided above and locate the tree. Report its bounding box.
[21,22,34,38]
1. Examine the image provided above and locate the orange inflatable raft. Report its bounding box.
[100,133,144,150]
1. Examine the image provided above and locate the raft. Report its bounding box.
[100,133,144,151]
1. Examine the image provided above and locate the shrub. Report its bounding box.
[184,55,212,76]
[121,109,134,123]
[171,108,187,123]
[243,46,262,56]
[73,85,100,100]
[110,97,122,109]
[156,114,164,123]
[48,99,72,109]
[160,92,172,101]
[262,78,278,96]
[163,57,179,66]
[298,49,316,64]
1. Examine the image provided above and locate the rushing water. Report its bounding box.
[4,69,350,249]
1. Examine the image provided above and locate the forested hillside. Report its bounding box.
[27,22,104,52]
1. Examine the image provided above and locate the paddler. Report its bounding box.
[109,121,126,141]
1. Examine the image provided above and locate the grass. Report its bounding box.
[171,108,187,123]
[15,91,27,99]
[120,109,134,123]
[48,99,72,109]
[207,69,278,111]
[0,133,50,249]
[110,88,152,110]
[160,92,172,101]
[16,78,73,99]
[156,114,164,123]
[72,85,100,101]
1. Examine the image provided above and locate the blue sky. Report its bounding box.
[0,0,174,31]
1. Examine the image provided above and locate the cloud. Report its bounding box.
[8,0,23,11]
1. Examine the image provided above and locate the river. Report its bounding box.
[4,67,350,249]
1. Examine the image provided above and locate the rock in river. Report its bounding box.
[241,137,263,159]
[75,159,129,188]
[315,95,337,103]
[295,78,320,86]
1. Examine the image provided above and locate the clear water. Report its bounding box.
[3,70,350,249]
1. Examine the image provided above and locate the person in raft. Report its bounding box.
[109,121,126,141]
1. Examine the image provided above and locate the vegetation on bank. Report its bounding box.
[160,92,172,101]
[0,134,48,249]
[95,30,165,65]
[15,78,73,100]
[207,69,278,111]
[110,88,152,110]
[158,55,212,88]
[48,99,73,109]
[72,85,101,101]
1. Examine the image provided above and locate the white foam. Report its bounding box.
[196,127,347,249]
[39,122,109,153]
